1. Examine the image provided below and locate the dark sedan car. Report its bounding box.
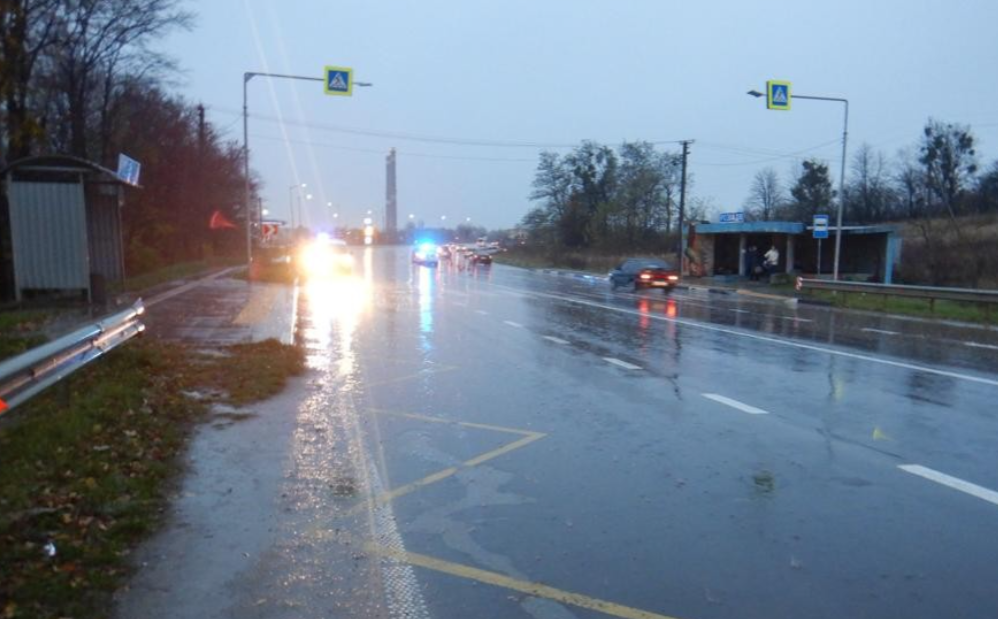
[609,258,680,292]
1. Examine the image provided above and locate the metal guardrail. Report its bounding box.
[0,300,145,416]
[796,278,998,313]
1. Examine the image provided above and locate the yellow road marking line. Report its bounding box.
[373,409,541,437]
[463,432,545,467]
[364,365,458,389]
[343,412,547,517]
[233,286,280,325]
[378,467,460,503]
[366,544,684,619]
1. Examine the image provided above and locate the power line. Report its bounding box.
[211,105,688,149]
[695,139,841,167]
[251,134,537,162]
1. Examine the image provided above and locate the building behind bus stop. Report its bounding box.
[686,221,902,283]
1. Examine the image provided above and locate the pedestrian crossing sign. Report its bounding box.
[767,80,791,110]
[324,66,353,96]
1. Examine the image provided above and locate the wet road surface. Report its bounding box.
[118,247,998,619]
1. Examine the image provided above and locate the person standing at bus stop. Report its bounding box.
[764,245,780,277]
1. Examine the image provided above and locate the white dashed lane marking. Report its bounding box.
[503,320,523,328]
[965,341,998,351]
[863,328,901,336]
[899,465,998,507]
[603,358,643,371]
[543,336,570,345]
[701,393,770,415]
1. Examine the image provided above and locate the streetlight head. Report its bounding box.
[747,90,764,98]
[305,193,313,200]
[301,182,307,188]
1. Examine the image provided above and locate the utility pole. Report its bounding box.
[197,104,206,260]
[677,140,693,273]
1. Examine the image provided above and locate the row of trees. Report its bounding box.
[521,141,698,250]
[1,1,251,275]
[744,119,998,225]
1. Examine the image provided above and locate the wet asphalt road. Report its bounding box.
[120,247,998,619]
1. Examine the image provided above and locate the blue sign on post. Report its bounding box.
[117,153,141,186]
[813,214,829,239]
[324,66,353,96]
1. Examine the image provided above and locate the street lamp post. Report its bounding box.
[747,88,849,280]
[288,183,305,230]
[243,71,373,266]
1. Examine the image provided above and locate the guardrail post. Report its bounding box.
[928,297,935,314]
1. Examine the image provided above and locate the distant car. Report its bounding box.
[412,242,439,265]
[438,245,452,260]
[470,250,494,265]
[609,258,680,292]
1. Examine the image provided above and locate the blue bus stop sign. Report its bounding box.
[813,214,829,239]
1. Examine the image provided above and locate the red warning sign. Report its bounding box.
[261,223,279,238]
[0,398,8,414]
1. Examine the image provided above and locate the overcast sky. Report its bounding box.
[164,0,998,232]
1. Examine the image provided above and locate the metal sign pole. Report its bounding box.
[817,238,822,276]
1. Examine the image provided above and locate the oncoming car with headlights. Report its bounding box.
[297,235,354,279]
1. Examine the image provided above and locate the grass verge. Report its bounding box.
[0,337,305,619]
[801,289,998,325]
[0,311,51,362]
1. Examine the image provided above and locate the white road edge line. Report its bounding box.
[603,357,643,371]
[898,464,998,507]
[862,328,901,336]
[543,336,570,345]
[702,393,770,415]
[503,320,523,328]
[486,283,998,388]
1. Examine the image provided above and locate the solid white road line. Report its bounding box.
[503,320,523,328]
[898,464,998,507]
[543,336,570,345]
[965,341,998,351]
[487,283,998,388]
[863,328,901,336]
[145,267,241,308]
[603,357,643,370]
[779,316,813,323]
[701,393,770,415]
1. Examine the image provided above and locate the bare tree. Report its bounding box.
[844,143,895,223]
[743,167,784,221]
[45,0,193,158]
[0,0,60,160]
